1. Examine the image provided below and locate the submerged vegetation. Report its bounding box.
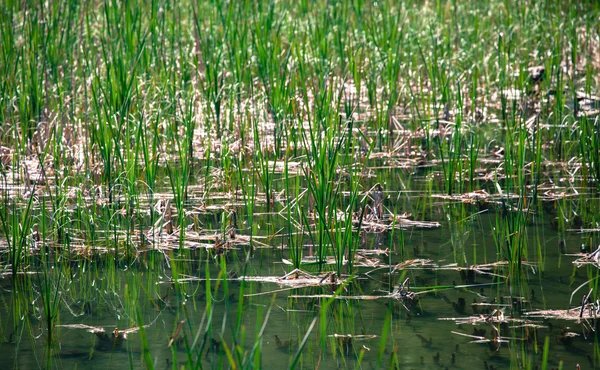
[1,0,600,368]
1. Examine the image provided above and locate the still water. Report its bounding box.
[0,199,597,369]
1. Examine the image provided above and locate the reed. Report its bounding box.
[0,1,600,369]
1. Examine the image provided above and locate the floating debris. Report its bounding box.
[572,245,600,268]
[525,306,600,321]
[432,190,491,204]
[335,334,354,355]
[557,328,579,346]
[440,309,533,326]
[57,323,152,350]
[451,329,518,352]
[288,277,420,307]
[393,259,435,271]
[391,278,417,300]
[359,218,441,231]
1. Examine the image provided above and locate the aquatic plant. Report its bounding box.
[0,1,600,369]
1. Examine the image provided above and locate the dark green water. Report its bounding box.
[1,196,599,369]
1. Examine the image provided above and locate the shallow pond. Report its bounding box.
[1,185,599,370]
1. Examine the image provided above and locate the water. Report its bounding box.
[1,195,598,369]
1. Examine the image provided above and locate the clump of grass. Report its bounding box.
[0,186,36,284]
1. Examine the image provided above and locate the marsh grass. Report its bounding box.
[1,0,600,368]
